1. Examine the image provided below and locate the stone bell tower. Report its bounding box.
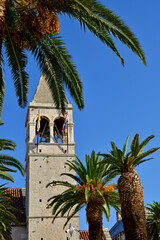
[25,75,79,240]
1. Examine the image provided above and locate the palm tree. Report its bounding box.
[100,134,159,240]
[47,150,120,240]
[0,0,146,114]
[146,201,160,240]
[0,185,19,240]
[0,120,24,182]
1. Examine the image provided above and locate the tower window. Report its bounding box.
[54,117,68,143]
[39,199,42,202]
[36,117,50,143]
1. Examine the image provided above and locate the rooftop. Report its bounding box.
[8,188,26,225]
[109,219,124,238]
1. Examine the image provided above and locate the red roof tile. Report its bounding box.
[8,188,26,224]
[79,230,105,240]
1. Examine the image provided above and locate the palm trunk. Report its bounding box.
[118,170,147,240]
[86,203,103,240]
[0,0,6,116]
[0,0,6,60]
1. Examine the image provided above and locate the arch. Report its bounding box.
[37,115,50,122]
[53,117,67,143]
[36,116,50,143]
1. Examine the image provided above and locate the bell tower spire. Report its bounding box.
[25,75,79,240]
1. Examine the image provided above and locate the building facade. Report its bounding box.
[12,75,79,240]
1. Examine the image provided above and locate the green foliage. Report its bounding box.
[47,150,120,228]
[39,0,146,65]
[147,202,160,240]
[0,121,24,182]
[0,185,19,240]
[100,134,159,174]
[5,25,29,108]
[26,32,84,113]
[0,0,146,114]
[0,63,5,116]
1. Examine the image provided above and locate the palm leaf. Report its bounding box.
[73,0,146,65]
[130,133,139,156]
[0,155,24,175]
[0,139,16,151]
[47,150,119,229]
[43,34,84,108]
[61,172,83,185]
[131,148,159,166]
[5,25,29,108]
[123,136,129,156]
[0,171,14,182]
[0,62,5,116]
[138,135,155,155]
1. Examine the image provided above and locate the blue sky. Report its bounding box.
[1,0,160,231]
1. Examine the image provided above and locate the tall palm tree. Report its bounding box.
[0,120,24,182]
[146,201,160,240]
[100,134,159,240]
[0,185,19,240]
[0,0,146,114]
[47,150,120,240]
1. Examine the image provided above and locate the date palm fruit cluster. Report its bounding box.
[75,181,116,204]
[8,0,67,49]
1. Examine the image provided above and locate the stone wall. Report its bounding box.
[12,226,27,240]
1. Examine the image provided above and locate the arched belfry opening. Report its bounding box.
[53,117,67,143]
[36,116,50,143]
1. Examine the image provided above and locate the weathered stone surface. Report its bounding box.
[25,75,79,240]
[12,226,27,240]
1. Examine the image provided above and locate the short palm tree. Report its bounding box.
[146,201,160,240]
[100,134,159,240]
[47,150,120,240]
[0,0,146,114]
[0,185,19,240]
[0,121,24,182]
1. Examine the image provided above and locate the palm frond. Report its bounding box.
[0,62,5,116]
[47,150,118,228]
[0,155,24,175]
[146,202,160,240]
[61,0,146,65]
[0,171,14,182]
[0,124,25,181]
[122,136,129,156]
[61,172,83,185]
[43,34,84,109]
[0,139,16,151]
[138,135,155,155]
[5,25,29,108]
[18,25,84,114]
[101,134,159,174]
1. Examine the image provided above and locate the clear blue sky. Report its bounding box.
[1,0,160,231]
